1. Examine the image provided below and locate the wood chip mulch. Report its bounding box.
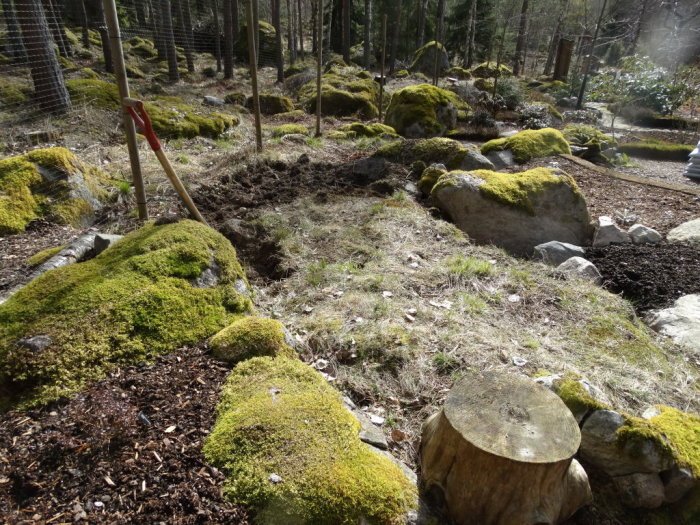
[0,346,249,524]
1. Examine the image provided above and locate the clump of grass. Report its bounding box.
[446,254,494,278]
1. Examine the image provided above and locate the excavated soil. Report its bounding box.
[0,346,249,524]
[586,242,700,312]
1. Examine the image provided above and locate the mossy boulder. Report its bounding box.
[204,356,417,523]
[0,220,253,408]
[234,21,277,66]
[0,84,30,106]
[418,165,448,195]
[78,67,100,80]
[409,41,449,77]
[474,77,495,93]
[271,124,309,137]
[299,65,379,119]
[337,122,397,138]
[385,84,469,138]
[0,148,110,234]
[128,36,158,59]
[374,137,493,172]
[247,93,294,115]
[472,62,512,79]
[145,96,239,139]
[210,317,295,364]
[432,168,592,254]
[224,92,246,105]
[481,128,571,164]
[446,66,472,80]
[66,78,120,110]
[285,59,315,77]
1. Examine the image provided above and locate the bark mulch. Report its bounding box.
[0,346,249,525]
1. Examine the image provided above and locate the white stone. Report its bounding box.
[647,294,700,352]
[557,256,603,285]
[533,240,585,266]
[667,218,700,248]
[628,224,662,244]
[485,149,516,169]
[593,216,631,246]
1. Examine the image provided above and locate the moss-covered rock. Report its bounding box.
[234,21,277,66]
[418,165,448,195]
[247,93,294,115]
[474,77,494,92]
[374,137,483,171]
[446,66,472,80]
[409,41,449,76]
[129,36,158,59]
[0,220,253,408]
[337,122,397,138]
[385,84,469,138]
[126,64,146,79]
[481,128,571,164]
[618,142,694,162]
[395,69,410,79]
[224,92,246,105]
[145,96,239,139]
[0,148,110,234]
[204,356,416,523]
[210,317,295,364]
[66,78,120,110]
[299,65,379,119]
[57,55,76,69]
[0,84,29,106]
[563,125,617,150]
[271,124,309,137]
[472,62,512,79]
[284,59,315,77]
[28,245,65,267]
[78,67,101,80]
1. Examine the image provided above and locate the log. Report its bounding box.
[420,371,592,525]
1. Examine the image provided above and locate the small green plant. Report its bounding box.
[175,153,190,164]
[306,136,322,147]
[116,180,132,195]
[306,259,328,286]
[433,352,460,375]
[446,255,494,278]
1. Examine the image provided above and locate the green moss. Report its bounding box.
[210,317,295,364]
[252,94,294,115]
[78,67,100,80]
[0,84,29,105]
[0,147,109,234]
[126,64,146,79]
[555,378,610,416]
[472,62,512,78]
[63,28,80,46]
[385,84,469,138]
[145,96,239,139]
[395,69,409,79]
[28,245,65,267]
[446,66,472,80]
[474,78,494,92]
[409,41,447,75]
[417,165,447,195]
[204,356,416,523]
[563,125,617,150]
[0,220,253,409]
[481,128,571,163]
[224,92,246,105]
[58,55,76,69]
[375,137,472,170]
[271,124,309,137]
[234,21,277,65]
[618,142,694,162]
[337,122,397,138]
[129,38,158,59]
[299,66,379,119]
[284,60,315,77]
[66,78,120,110]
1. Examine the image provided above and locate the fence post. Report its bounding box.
[246,0,263,151]
[315,0,324,137]
[102,0,148,220]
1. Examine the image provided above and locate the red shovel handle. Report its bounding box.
[123,98,161,152]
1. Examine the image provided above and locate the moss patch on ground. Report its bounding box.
[210,317,295,364]
[0,147,110,234]
[204,356,416,524]
[299,66,379,119]
[481,128,571,163]
[28,245,65,266]
[0,220,253,409]
[0,84,30,106]
[337,122,397,138]
[555,377,611,416]
[66,78,120,110]
[145,96,239,139]
[374,137,474,170]
[270,124,309,137]
[618,142,694,162]
[385,83,469,138]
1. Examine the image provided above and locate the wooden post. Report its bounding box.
[102,0,148,220]
[552,38,574,82]
[246,0,263,150]
[379,14,387,122]
[315,0,323,137]
[421,372,591,524]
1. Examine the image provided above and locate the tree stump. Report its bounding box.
[420,372,592,525]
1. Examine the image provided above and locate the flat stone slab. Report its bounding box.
[647,294,700,352]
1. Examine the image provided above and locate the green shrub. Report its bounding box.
[618,142,694,161]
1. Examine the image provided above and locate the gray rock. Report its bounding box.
[498,129,519,138]
[460,148,495,171]
[221,218,256,246]
[191,259,221,288]
[485,149,516,170]
[351,157,388,181]
[628,224,662,244]
[557,97,578,108]
[281,133,308,144]
[593,216,631,246]
[342,400,389,451]
[569,145,588,157]
[557,256,603,285]
[409,41,449,77]
[234,279,251,297]
[533,241,585,266]
[661,467,696,503]
[203,95,225,106]
[535,374,611,423]
[581,410,674,476]
[667,218,700,248]
[433,171,592,255]
[647,294,700,352]
[18,335,53,353]
[613,473,665,509]
[93,233,123,255]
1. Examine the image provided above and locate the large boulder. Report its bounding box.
[145,96,239,139]
[374,137,493,172]
[432,168,592,255]
[299,66,379,119]
[0,220,253,408]
[246,93,294,115]
[233,21,277,65]
[409,41,449,77]
[385,84,469,138]
[0,147,109,234]
[647,294,700,352]
[472,62,513,79]
[481,128,572,164]
[667,218,700,248]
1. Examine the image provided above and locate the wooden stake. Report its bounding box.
[379,14,387,122]
[102,0,148,220]
[246,0,263,150]
[315,0,324,137]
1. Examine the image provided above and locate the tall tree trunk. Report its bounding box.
[182,0,195,72]
[79,0,90,48]
[224,0,234,77]
[544,0,570,76]
[151,0,166,60]
[388,0,401,73]
[252,0,259,66]
[2,0,28,61]
[213,0,222,71]
[513,0,529,76]
[466,0,477,68]
[417,0,428,48]
[272,0,283,81]
[341,0,350,62]
[433,0,445,84]
[311,0,317,53]
[44,0,71,57]
[576,0,608,109]
[161,0,180,82]
[297,0,304,58]
[15,0,71,114]
[629,0,649,55]
[363,0,370,69]
[286,0,296,62]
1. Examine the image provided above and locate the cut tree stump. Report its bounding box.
[420,371,592,524]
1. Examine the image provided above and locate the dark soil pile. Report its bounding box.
[0,346,249,524]
[586,243,700,312]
